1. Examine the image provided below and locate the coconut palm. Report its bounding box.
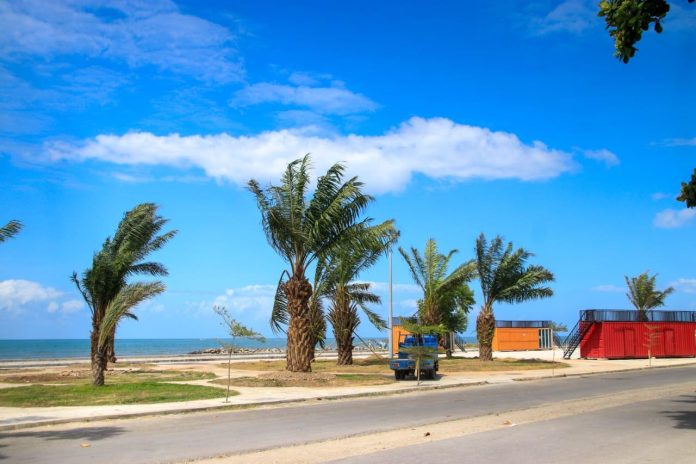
[399,239,475,356]
[319,222,397,365]
[0,220,22,243]
[474,234,554,361]
[249,155,376,372]
[625,271,674,322]
[72,203,176,385]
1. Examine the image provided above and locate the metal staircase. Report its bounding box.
[562,310,594,359]
[454,334,467,352]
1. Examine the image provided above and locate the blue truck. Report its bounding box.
[389,333,439,380]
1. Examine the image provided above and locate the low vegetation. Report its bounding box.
[0,382,227,407]
[0,368,216,385]
[438,357,567,372]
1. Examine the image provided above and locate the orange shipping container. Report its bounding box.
[492,327,541,351]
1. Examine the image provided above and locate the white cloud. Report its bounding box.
[582,149,619,167]
[651,192,671,201]
[47,299,84,314]
[0,0,243,83]
[531,0,595,35]
[591,284,625,293]
[663,137,696,147]
[0,279,63,314]
[671,278,696,294]
[213,284,276,315]
[653,208,696,228]
[360,281,421,293]
[232,82,378,115]
[47,117,578,194]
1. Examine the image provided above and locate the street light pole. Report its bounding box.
[388,246,393,358]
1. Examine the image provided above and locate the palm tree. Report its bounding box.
[0,220,22,243]
[399,239,475,356]
[72,203,176,385]
[320,223,397,365]
[249,155,376,372]
[474,234,554,361]
[625,271,674,322]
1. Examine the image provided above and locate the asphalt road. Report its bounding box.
[332,392,696,464]
[1,365,695,464]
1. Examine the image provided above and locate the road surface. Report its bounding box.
[1,365,695,463]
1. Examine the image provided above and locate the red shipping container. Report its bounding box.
[580,322,696,359]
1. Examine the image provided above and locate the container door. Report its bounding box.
[664,329,675,356]
[538,328,551,349]
[624,329,636,357]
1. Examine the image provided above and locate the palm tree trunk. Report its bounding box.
[92,341,107,386]
[106,328,118,365]
[284,276,314,372]
[637,309,649,322]
[476,306,495,362]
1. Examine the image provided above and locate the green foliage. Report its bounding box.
[0,219,22,244]
[549,321,568,333]
[474,233,554,360]
[72,203,176,378]
[249,154,380,333]
[625,271,674,315]
[399,238,476,330]
[320,222,398,331]
[400,320,449,336]
[475,234,555,308]
[598,0,693,63]
[214,305,266,350]
[677,168,696,208]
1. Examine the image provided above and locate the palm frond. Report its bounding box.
[270,271,290,334]
[0,220,22,243]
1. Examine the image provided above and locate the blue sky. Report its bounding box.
[1,0,695,340]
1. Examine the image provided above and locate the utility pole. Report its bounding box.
[388,246,393,358]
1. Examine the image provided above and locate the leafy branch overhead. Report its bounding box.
[677,168,696,208]
[599,0,694,63]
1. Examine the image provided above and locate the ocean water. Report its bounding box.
[0,337,386,361]
[0,336,479,361]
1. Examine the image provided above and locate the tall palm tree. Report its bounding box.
[320,222,397,365]
[249,155,376,372]
[474,234,554,361]
[72,203,176,385]
[0,220,22,243]
[625,271,674,322]
[399,239,475,357]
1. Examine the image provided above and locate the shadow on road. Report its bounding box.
[0,425,126,443]
[663,395,696,430]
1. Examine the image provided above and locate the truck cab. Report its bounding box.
[389,333,439,380]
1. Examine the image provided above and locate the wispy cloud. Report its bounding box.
[530,0,596,35]
[47,117,579,194]
[653,208,696,228]
[582,149,619,167]
[591,284,625,293]
[651,192,672,201]
[358,281,421,293]
[671,278,696,294]
[662,137,696,147]
[47,299,84,314]
[232,81,378,115]
[0,0,243,83]
[213,284,276,316]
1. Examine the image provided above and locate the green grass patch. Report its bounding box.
[0,369,216,385]
[0,382,229,407]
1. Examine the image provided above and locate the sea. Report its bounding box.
[0,336,478,361]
